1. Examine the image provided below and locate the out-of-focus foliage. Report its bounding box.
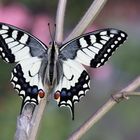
[0,0,140,140]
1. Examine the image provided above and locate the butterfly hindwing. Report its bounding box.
[0,23,47,63]
[54,59,90,120]
[11,57,45,109]
[60,28,127,68]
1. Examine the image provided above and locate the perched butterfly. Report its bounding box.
[0,23,127,120]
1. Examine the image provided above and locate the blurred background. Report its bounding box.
[0,0,140,140]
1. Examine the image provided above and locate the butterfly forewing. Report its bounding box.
[60,28,127,68]
[0,23,47,63]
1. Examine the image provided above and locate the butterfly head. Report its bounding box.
[49,40,56,46]
[48,41,59,54]
[48,23,57,46]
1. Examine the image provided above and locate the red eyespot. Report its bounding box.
[54,91,60,100]
[38,90,45,98]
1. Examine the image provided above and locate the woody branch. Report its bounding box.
[68,77,140,140]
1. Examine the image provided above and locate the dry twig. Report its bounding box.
[55,0,67,43]
[68,76,140,140]
[64,0,108,43]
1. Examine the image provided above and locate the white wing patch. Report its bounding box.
[19,34,29,44]
[75,50,91,66]
[79,37,88,47]
[90,35,96,44]
[12,30,18,39]
[5,38,14,44]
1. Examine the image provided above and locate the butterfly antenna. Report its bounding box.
[54,23,57,42]
[54,23,56,35]
[48,23,54,41]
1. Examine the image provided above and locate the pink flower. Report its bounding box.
[0,3,31,28]
[90,64,113,81]
[31,14,53,45]
[0,4,53,44]
[85,25,97,32]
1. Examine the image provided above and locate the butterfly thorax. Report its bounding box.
[46,41,59,86]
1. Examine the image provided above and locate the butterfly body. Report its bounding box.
[46,41,59,86]
[0,23,127,119]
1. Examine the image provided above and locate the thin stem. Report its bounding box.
[55,0,67,44]
[14,94,48,140]
[28,96,48,140]
[64,0,108,43]
[14,104,35,140]
[127,92,140,96]
[121,76,140,92]
[68,98,116,140]
[68,76,140,140]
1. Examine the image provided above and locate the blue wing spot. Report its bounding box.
[32,86,38,94]
[61,89,67,97]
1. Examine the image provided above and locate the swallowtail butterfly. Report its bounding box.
[0,23,127,120]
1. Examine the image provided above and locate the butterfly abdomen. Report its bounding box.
[47,41,59,85]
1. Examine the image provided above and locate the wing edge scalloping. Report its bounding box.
[10,61,45,112]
